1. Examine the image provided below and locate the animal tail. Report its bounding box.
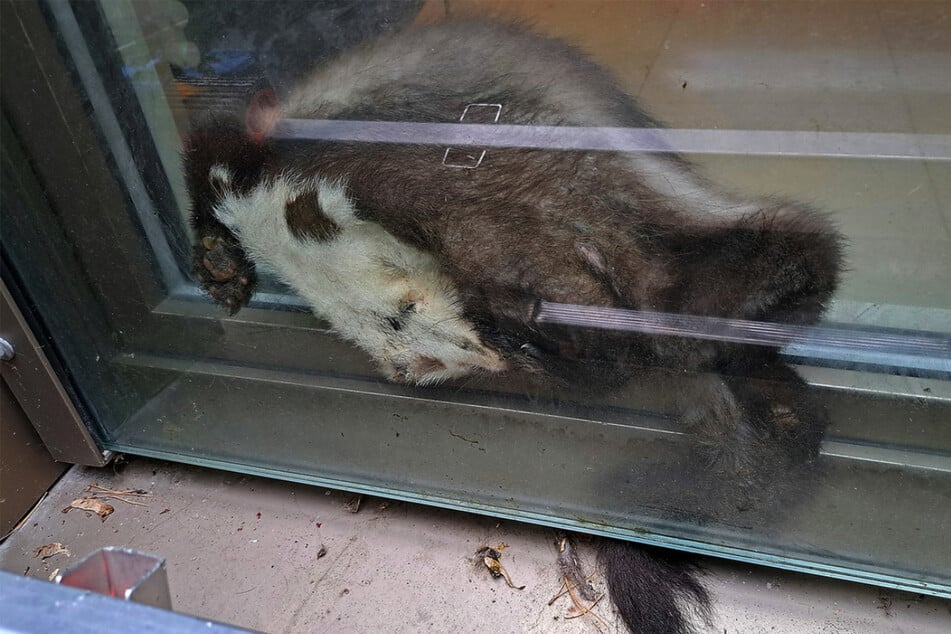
[599,541,713,634]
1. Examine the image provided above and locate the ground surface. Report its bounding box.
[1,457,949,633]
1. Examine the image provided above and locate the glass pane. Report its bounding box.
[2,0,949,597]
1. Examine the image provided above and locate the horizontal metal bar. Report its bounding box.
[274,119,951,160]
[166,282,951,376]
[821,441,951,475]
[533,301,951,375]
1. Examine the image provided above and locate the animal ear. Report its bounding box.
[245,86,281,143]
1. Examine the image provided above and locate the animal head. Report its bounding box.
[188,153,508,387]
[374,286,510,386]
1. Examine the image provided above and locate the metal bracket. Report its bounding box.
[56,547,171,609]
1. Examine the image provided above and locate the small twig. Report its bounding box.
[564,593,605,619]
[80,484,152,506]
[549,578,571,605]
[548,573,597,606]
[564,575,586,612]
[106,496,150,507]
[563,574,611,630]
[85,484,152,497]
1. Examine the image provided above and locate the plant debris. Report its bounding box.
[549,534,609,632]
[476,545,525,590]
[48,568,60,581]
[61,483,151,521]
[33,543,70,559]
[555,534,597,602]
[878,594,893,617]
[82,483,152,507]
[111,453,130,474]
[344,494,363,513]
[62,498,114,521]
[550,574,610,633]
[317,545,328,558]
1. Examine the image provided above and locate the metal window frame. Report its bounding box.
[1,280,106,467]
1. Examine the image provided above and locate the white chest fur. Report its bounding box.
[208,166,507,385]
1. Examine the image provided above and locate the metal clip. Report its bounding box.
[442,103,502,169]
[442,148,487,169]
[458,103,502,123]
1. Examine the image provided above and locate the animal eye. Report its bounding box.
[457,340,473,351]
[399,302,417,314]
[386,316,403,331]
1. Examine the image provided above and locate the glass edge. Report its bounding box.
[104,441,951,600]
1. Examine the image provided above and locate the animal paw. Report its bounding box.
[682,363,829,499]
[192,233,256,314]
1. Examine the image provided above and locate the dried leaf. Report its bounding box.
[48,568,60,581]
[476,546,525,590]
[33,543,70,559]
[63,497,114,521]
[483,555,504,577]
[475,546,502,570]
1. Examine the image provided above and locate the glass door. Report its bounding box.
[2,0,949,596]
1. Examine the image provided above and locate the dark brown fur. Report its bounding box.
[599,541,712,634]
[284,190,341,242]
[184,118,270,312]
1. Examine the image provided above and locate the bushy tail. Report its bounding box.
[599,541,713,634]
